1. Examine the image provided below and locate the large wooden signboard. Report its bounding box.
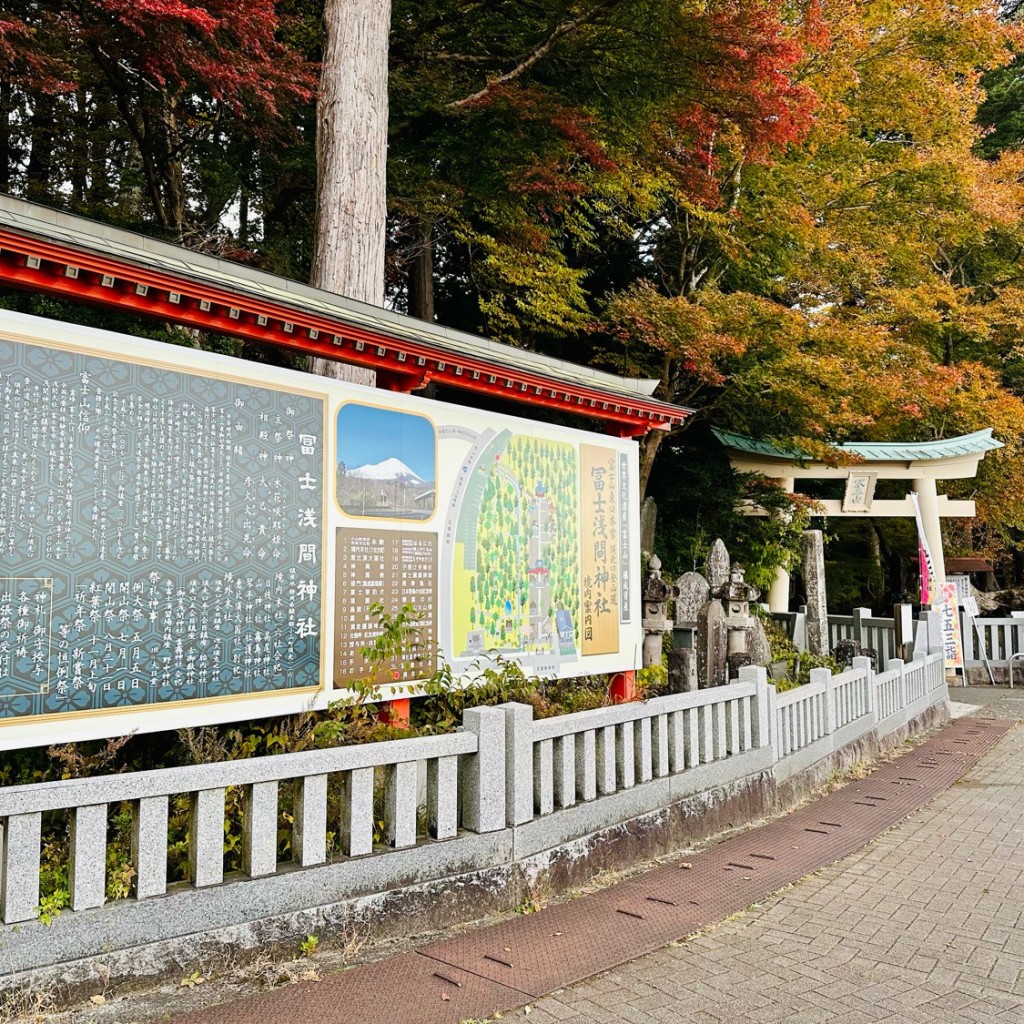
[0,309,641,748]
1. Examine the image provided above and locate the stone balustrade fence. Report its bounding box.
[770,652,946,781]
[0,710,504,926]
[961,615,1024,666]
[0,639,948,987]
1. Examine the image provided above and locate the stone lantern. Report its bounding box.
[712,563,761,677]
[642,554,679,669]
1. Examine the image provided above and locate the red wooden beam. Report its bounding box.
[0,233,689,434]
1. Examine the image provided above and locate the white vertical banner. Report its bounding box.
[910,490,960,670]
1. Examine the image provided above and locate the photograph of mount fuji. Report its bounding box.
[335,403,436,520]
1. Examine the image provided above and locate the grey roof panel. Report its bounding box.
[0,195,684,415]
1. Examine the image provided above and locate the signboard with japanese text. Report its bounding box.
[0,310,641,747]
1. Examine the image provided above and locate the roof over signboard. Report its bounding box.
[0,194,691,436]
[945,557,994,574]
[712,428,1004,464]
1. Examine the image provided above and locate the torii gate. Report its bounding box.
[713,429,1004,612]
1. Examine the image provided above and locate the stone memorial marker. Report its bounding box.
[803,529,829,655]
[705,538,731,592]
[697,597,728,687]
[675,571,710,626]
[640,496,657,555]
[668,647,698,692]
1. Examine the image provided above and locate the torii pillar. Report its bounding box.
[912,476,946,587]
[766,476,795,612]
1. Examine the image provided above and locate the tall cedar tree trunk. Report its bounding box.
[0,79,11,193]
[26,93,55,202]
[308,0,391,386]
[407,215,435,321]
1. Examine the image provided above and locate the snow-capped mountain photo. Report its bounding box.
[347,457,424,485]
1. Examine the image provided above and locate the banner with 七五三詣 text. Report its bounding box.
[938,580,964,670]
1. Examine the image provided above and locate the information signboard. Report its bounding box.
[0,310,641,748]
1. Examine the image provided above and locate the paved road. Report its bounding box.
[516,689,1024,1024]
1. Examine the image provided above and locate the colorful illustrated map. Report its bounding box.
[443,427,580,668]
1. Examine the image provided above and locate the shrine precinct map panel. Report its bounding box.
[0,328,327,746]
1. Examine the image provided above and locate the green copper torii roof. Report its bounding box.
[712,428,1004,463]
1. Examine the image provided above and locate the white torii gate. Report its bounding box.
[713,429,1004,613]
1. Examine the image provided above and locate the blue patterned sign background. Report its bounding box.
[0,337,325,722]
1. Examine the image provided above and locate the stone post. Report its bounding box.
[668,648,698,692]
[499,702,534,827]
[705,538,731,592]
[894,603,914,662]
[674,571,709,649]
[697,598,728,687]
[461,706,507,833]
[640,496,657,554]
[803,530,828,656]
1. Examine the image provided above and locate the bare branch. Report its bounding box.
[449,2,616,109]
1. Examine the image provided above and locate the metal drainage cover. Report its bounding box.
[422,718,1012,995]
[172,951,527,1024]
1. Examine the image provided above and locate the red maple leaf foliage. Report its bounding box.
[0,1,316,117]
[656,0,818,207]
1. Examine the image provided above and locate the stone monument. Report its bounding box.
[641,554,678,669]
[705,538,731,592]
[803,529,828,656]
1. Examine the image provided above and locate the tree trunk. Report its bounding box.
[638,430,665,498]
[0,79,12,194]
[309,0,391,387]
[407,215,435,321]
[26,93,55,203]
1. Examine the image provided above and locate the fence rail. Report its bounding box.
[961,616,1024,666]
[770,652,945,774]
[511,680,764,823]
[0,648,947,931]
[773,607,900,666]
[0,714,499,925]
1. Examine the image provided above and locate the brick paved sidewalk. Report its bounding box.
[518,691,1024,1024]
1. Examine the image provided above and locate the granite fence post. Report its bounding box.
[292,774,328,868]
[792,604,808,651]
[810,667,834,736]
[132,796,169,899]
[241,781,279,878]
[852,607,871,649]
[462,705,507,833]
[852,655,875,717]
[499,702,534,826]
[738,665,772,753]
[0,812,41,923]
[70,803,107,911]
[188,788,225,888]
